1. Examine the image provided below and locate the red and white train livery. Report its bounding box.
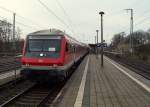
[21,29,89,80]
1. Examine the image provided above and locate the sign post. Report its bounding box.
[99,11,105,67]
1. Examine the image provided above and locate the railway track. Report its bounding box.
[0,63,76,107]
[105,54,150,80]
[0,57,21,73]
[0,81,64,107]
[0,79,35,107]
[0,54,84,107]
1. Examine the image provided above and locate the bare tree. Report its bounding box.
[0,19,22,53]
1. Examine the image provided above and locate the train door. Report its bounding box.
[73,45,76,63]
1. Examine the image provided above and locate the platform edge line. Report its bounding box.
[104,56,150,93]
[74,56,89,107]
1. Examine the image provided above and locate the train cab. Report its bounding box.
[21,29,88,81]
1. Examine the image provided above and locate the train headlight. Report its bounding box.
[25,64,30,67]
[53,64,58,68]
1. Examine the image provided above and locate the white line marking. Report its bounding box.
[74,56,89,107]
[0,70,20,79]
[51,86,64,105]
[105,56,150,93]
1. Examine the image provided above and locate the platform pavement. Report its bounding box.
[0,70,20,86]
[51,55,150,107]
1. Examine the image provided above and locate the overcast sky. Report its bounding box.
[0,0,150,44]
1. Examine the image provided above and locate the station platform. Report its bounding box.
[0,70,20,86]
[51,55,150,107]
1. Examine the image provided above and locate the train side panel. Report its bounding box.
[21,29,89,81]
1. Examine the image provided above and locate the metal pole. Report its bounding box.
[125,9,133,54]
[131,9,133,54]
[96,30,99,54]
[95,36,96,44]
[95,36,96,54]
[99,11,104,67]
[13,13,16,51]
[12,13,17,86]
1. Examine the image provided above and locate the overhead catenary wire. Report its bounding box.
[55,0,75,33]
[0,5,45,30]
[134,15,150,27]
[106,0,148,34]
[106,0,143,19]
[0,15,38,31]
[16,21,39,30]
[37,0,74,34]
[128,0,142,8]
[122,0,150,33]
[134,7,150,23]
[0,3,74,34]
[16,15,46,29]
[123,10,150,33]
[0,5,13,13]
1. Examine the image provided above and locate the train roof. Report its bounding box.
[28,28,89,47]
[28,29,65,36]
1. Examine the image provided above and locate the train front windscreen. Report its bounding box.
[25,35,61,58]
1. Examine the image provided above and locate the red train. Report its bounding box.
[21,29,89,80]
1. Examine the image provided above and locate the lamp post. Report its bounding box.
[125,9,134,54]
[99,11,104,67]
[95,36,97,54]
[95,36,96,45]
[96,30,99,54]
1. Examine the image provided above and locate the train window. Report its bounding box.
[65,43,77,53]
[43,39,61,52]
[28,40,43,52]
[71,44,74,52]
[28,39,61,52]
[66,43,69,52]
[26,39,61,58]
[74,46,75,52]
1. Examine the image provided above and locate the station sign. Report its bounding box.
[97,43,107,47]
